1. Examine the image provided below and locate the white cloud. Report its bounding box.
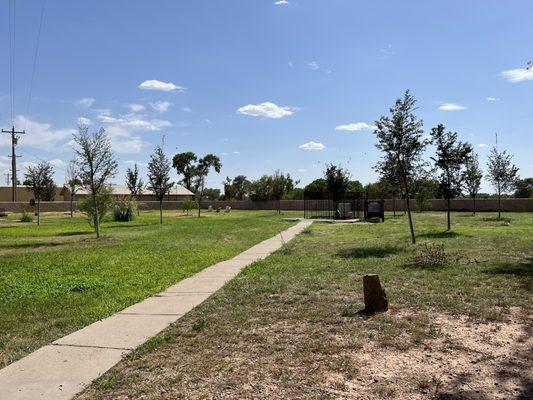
[501,67,533,83]
[182,106,192,113]
[438,103,466,111]
[75,97,95,109]
[97,111,171,132]
[298,168,307,172]
[232,151,240,154]
[237,102,295,119]
[138,79,186,92]
[477,143,488,148]
[486,97,499,101]
[335,122,373,132]
[150,101,171,113]
[308,61,320,70]
[77,117,92,125]
[274,0,289,5]
[111,136,145,154]
[299,141,325,151]
[128,104,145,113]
[0,116,74,150]
[48,158,66,168]
[124,160,148,167]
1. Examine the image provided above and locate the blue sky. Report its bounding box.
[1,0,532,192]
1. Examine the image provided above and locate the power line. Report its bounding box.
[25,0,47,125]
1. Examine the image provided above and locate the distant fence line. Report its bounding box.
[1,199,532,213]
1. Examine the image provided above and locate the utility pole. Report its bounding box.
[1,126,25,202]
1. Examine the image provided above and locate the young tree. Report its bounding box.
[270,170,297,214]
[172,152,198,191]
[65,160,82,218]
[147,146,174,224]
[73,126,118,238]
[463,152,483,215]
[430,124,472,230]
[24,162,55,226]
[325,164,350,203]
[125,163,144,216]
[487,146,519,219]
[191,154,222,217]
[374,90,426,244]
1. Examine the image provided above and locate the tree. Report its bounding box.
[223,177,237,200]
[430,124,472,230]
[487,146,519,219]
[374,90,427,244]
[24,162,55,226]
[270,170,297,214]
[286,187,304,200]
[325,164,350,203]
[203,188,221,200]
[232,175,250,200]
[147,146,174,224]
[248,175,273,202]
[191,154,222,217]
[463,152,483,215]
[172,152,198,191]
[65,160,82,218]
[125,163,144,216]
[415,188,431,212]
[514,178,533,198]
[73,126,118,238]
[303,178,327,198]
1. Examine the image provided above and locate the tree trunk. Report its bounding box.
[447,197,451,230]
[278,199,281,214]
[37,199,41,226]
[498,188,502,219]
[159,200,163,224]
[70,194,74,218]
[472,196,476,216]
[405,194,416,244]
[197,201,201,218]
[392,196,396,217]
[93,192,100,238]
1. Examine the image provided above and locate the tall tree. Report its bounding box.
[374,90,426,244]
[513,178,533,198]
[191,154,222,217]
[223,177,237,200]
[430,124,472,230]
[487,146,519,219]
[248,175,273,202]
[232,175,251,200]
[73,126,118,238]
[65,160,82,218]
[325,164,350,203]
[172,152,198,191]
[147,146,174,224]
[463,152,483,215]
[303,178,327,198]
[270,170,297,214]
[24,162,55,226]
[125,163,144,215]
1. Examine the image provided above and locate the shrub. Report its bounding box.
[113,200,137,222]
[20,210,34,223]
[411,243,448,268]
[182,198,196,215]
[78,188,114,227]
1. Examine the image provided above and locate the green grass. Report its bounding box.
[75,211,532,400]
[0,210,295,367]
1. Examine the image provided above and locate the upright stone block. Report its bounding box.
[363,274,388,312]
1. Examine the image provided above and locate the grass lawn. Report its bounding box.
[77,212,532,400]
[0,210,296,368]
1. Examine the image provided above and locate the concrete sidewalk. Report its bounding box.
[0,220,312,400]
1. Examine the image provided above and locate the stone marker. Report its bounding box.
[363,274,388,312]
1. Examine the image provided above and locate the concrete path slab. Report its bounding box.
[0,219,312,400]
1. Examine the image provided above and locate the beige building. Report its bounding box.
[67,184,194,202]
[0,186,64,202]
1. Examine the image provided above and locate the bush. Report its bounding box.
[78,188,114,227]
[411,243,448,268]
[182,198,197,215]
[20,210,34,223]
[113,200,137,222]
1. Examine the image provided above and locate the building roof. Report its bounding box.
[75,184,193,196]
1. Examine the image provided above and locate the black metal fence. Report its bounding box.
[303,191,364,220]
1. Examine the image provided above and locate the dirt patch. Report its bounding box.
[334,308,532,399]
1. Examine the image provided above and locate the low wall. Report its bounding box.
[0,198,532,213]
